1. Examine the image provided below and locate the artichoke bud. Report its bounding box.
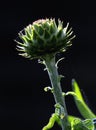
[16,18,75,59]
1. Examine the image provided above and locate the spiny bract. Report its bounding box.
[16,18,75,59]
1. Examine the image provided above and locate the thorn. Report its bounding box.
[44,86,52,92]
[55,57,64,68]
[58,75,64,82]
[38,59,45,65]
[44,67,47,71]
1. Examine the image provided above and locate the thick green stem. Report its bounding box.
[44,55,68,130]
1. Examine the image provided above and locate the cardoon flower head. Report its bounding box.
[16,18,75,59]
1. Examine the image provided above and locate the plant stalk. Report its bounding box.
[44,55,68,130]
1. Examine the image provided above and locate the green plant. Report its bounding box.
[15,18,96,130]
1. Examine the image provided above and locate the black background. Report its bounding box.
[0,0,96,129]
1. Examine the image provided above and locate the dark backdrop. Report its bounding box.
[0,0,96,129]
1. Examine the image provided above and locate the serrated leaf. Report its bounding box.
[71,118,94,130]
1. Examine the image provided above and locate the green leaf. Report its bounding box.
[71,118,94,130]
[42,113,60,130]
[72,79,96,119]
[83,119,94,130]
[67,115,80,123]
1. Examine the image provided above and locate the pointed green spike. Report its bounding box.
[72,79,84,101]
